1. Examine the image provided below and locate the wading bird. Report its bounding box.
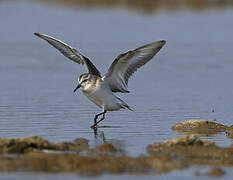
[34,33,166,129]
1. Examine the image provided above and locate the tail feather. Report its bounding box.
[116,97,134,112]
[124,104,134,112]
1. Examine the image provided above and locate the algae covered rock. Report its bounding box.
[147,135,215,151]
[90,143,117,154]
[155,134,213,147]
[0,136,54,154]
[0,136,187,175]
[0,153,151,175]
[0,136,89,154]
[147,135,233,166]
[226,125,233,138]
[205,167,225,177]
[172,119,226,135]
[0,135,233,176]
[195,167,225,177]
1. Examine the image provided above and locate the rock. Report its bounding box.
[226,125,233,138]
[147,135,233,166]
[205,167,225,177]
[0,135,232,176]
[93,143,117,153]
[0,153,150,175]
[0,136,89,154]
[73,138,89,147]
[172,120,227,135]
[0,136,189,175]
[158,135,213,147]
[85,143,121,157]
[147,135,215,151]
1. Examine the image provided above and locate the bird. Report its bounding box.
[34,33,166,129]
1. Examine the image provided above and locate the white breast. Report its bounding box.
[82,82,122,111]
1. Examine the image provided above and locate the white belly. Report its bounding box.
[82,85,122,111]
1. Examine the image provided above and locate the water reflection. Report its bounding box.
[93,129,126,154]
[40,0,233,13]
[93,129,106,144]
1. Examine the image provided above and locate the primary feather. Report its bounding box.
[34,33,101,77]
[103,40,166,93]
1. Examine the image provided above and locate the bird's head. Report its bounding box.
[73,73,93,93]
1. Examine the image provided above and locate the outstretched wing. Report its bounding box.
[103,40,166,93]
[34,33,101,77]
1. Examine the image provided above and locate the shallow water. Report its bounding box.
[0,1,233,179]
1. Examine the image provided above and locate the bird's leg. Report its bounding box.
[94,111,105,124]
[91,110,107,129]
[95,110,107,126]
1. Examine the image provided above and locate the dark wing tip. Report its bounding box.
[34,33,47,39]
[160,40,166,45]
[152,40,166,52]
[34,32,40,37]
[155,40,166,48]
[34,33,45,39]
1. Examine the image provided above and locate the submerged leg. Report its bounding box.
[91,110,107,129]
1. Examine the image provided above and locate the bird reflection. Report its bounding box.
[93,128,106,145]
[92,128,125,153]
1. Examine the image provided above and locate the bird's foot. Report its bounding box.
[90,124,98,130]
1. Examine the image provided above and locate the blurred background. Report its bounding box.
[0,0,233,179]
[39,0,233,12]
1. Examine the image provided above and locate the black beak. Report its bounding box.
[73,84,81,93]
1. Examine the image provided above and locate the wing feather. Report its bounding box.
[104,40,166,93]
[34,33,101,77]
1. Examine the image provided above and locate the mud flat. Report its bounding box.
[0,134,232,177]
